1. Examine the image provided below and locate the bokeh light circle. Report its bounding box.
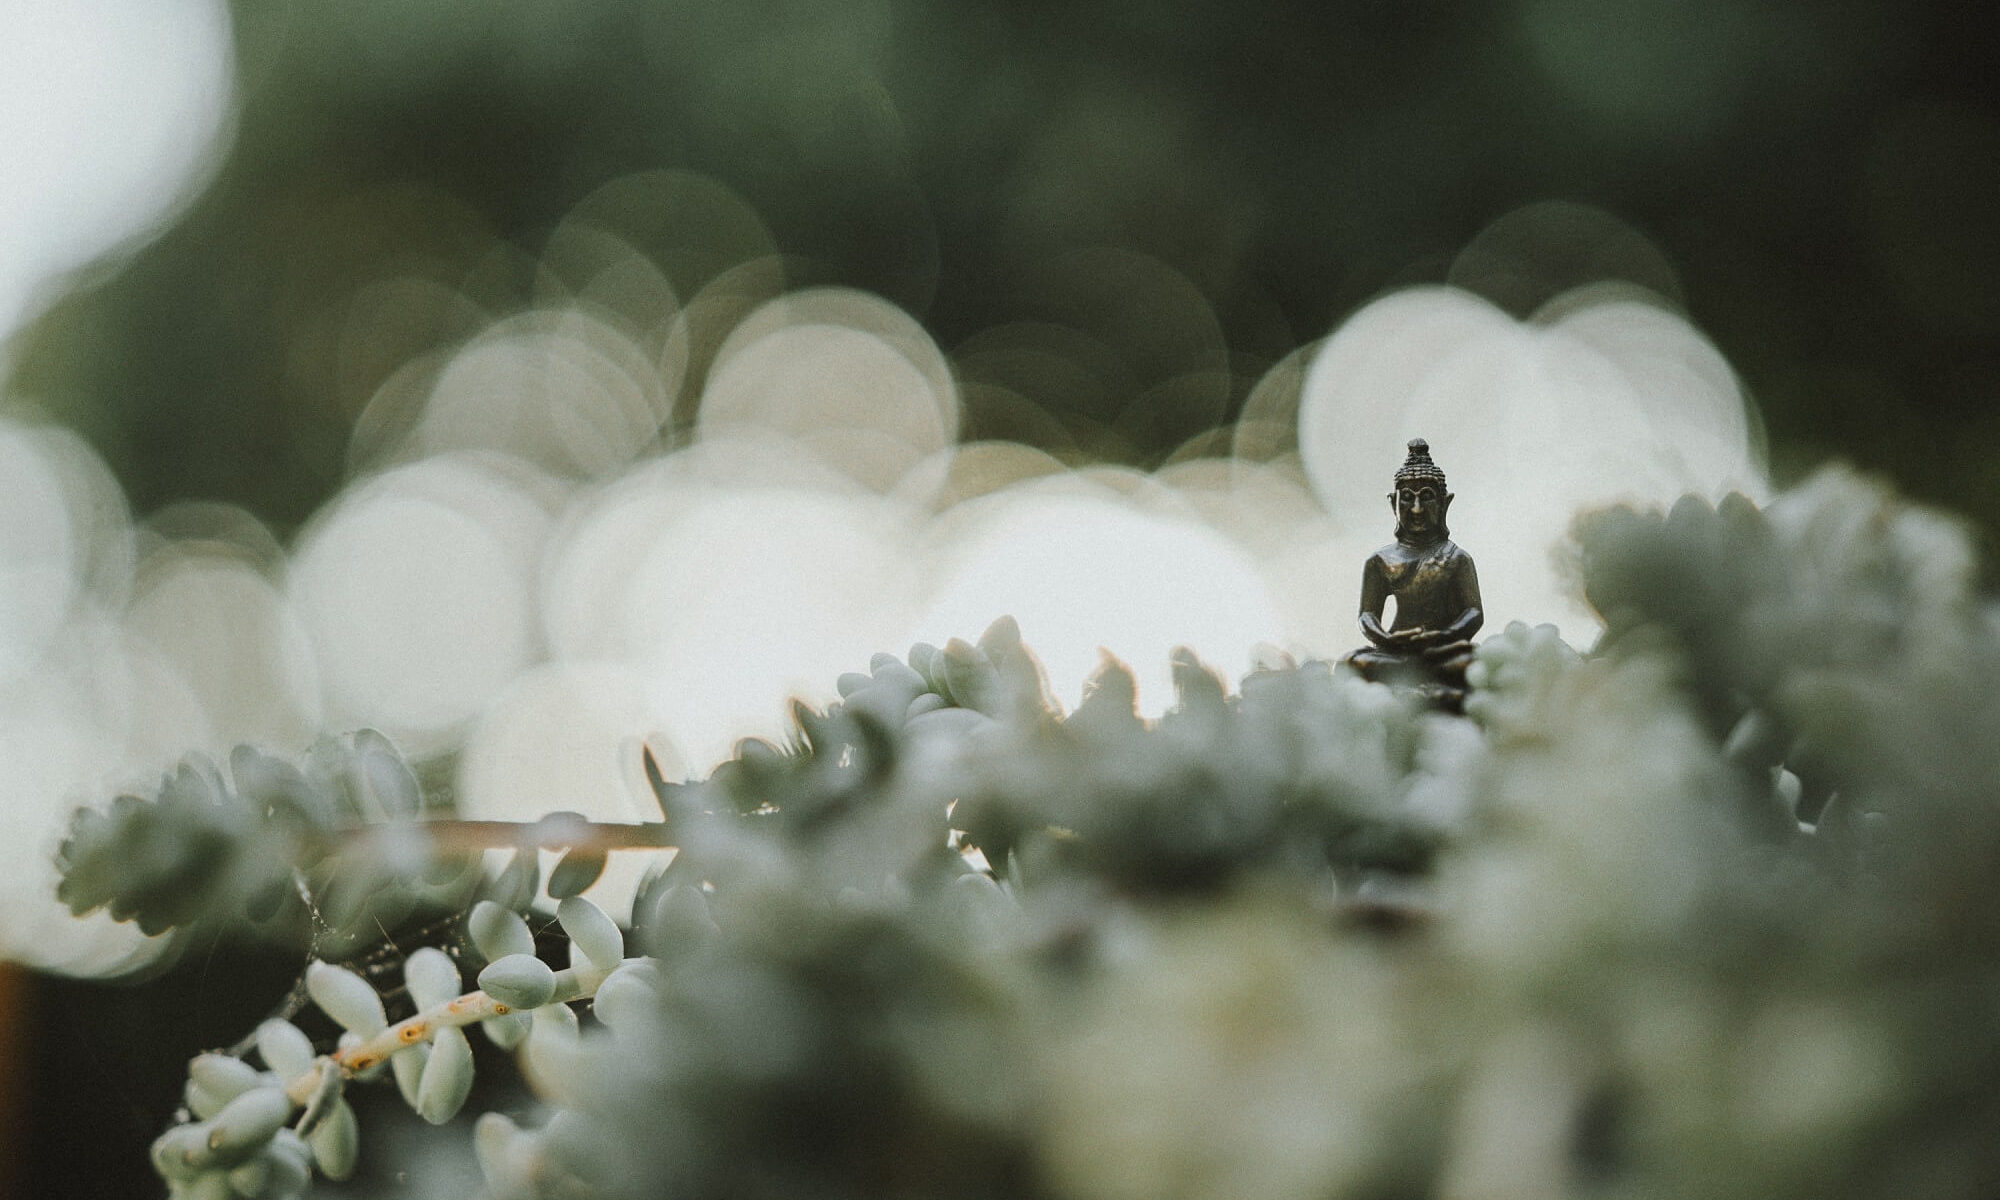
[918,478,1282,712]
[290,455,555,747]
[1298,284,1766,641]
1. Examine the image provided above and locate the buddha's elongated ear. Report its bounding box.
[1442,491,1454,510]
[1386,491,1397,511]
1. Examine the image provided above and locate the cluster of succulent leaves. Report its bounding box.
[150,889,649,1200]
[59,465,2000,1199]
[54,729,482,957]
[52,729,653,966]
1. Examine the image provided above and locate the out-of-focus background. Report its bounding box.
[2,0,1995,1194]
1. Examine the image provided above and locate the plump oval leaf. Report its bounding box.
[416,1027,475,1125]
[481,1010,531,1051]
[306,962,387,1035]
[556,896,622,971]
[403,946,461,1010]
[187,1055,259,1108]
[307,1099,359,1181]
[255,1020,316,1081]
[467,900,536,963]
[547,848,607,899]
[590,963,659,1033]
[478,954,557,1010]
[391,1041,430,1110]
[207,1087,293,1158]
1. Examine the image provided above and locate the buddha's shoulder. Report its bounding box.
[1432,539,1477,567]
[1373,539,1475,565]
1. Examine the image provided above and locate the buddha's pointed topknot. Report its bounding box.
[1395,437,1446,487]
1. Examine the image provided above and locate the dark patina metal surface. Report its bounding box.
[1345,438,1484,710]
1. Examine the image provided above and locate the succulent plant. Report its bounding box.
[60,469,2000,1200]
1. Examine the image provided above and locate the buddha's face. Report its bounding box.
[1391,482,1449,539]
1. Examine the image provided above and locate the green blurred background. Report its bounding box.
[14,0,2000,1195]
[14,0,2000,539]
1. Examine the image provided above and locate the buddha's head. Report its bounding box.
[1390,438,1451,543]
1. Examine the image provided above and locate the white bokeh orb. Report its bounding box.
[1297,285,1766,643]
[290,455,556,748]
[918,478,1283,713]
[124,552,323,754]
[0,0,235,336]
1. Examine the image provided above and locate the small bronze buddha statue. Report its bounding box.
[1344,438,1484,710]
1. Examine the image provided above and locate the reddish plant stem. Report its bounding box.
[382,819,677,856]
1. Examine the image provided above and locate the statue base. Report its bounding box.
[1342,645,1474,714]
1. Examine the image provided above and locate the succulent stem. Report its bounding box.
[282,959,630,1110]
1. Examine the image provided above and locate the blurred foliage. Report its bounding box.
[479,472,2000,1200]
[54,730,482,955]
[51,471,2000,1199]
[7,0,1999,537]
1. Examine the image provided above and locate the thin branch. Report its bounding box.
[332,817,677,859]
[223,908,484,1058]
[282,958,627,1109]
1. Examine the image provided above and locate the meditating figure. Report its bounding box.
[1345,438,1484,709]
